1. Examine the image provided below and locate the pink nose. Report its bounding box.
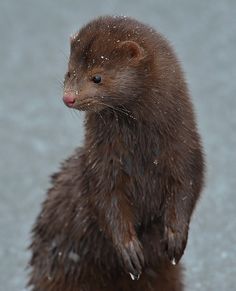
[63,93,76,107]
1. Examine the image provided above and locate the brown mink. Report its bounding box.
[28,16,204,291]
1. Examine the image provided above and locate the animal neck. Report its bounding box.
[84,109,160,157]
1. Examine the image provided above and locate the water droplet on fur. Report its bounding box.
[91,162,97,169]
[51,239,57,249]
[47,275,53,281]
[190,180,193,186]
[116,40,120,43]
[58,252,62,257]
[68,251,80,263]
[153,159,158,165]
[171,258,176,265]
[129,273,140,280]
[130,273,135,280]
[75,90,79,95]
[101,56,104,59]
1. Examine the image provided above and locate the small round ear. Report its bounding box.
[118,41,145,62]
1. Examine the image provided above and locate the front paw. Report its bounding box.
[117,237,144,279]
[163,223,188,265]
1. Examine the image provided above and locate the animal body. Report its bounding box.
[29,16,204,291]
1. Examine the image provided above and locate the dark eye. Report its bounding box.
[92,75,102,84]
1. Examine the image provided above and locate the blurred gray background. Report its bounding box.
[0,0,235,290]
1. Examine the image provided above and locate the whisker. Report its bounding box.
[74,109,84,120]
[114,107,136,120]
[53,77,64,92]
[120,105,130,112]
[59,49,69,62]
[72,108,81,120]
[89,107,106,126]
[97,110,106,126]
[97,101,137,120]
[67,108,77,121]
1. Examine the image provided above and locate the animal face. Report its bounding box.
[63,28,146,112]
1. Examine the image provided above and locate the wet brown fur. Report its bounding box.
[28,16,204,291]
